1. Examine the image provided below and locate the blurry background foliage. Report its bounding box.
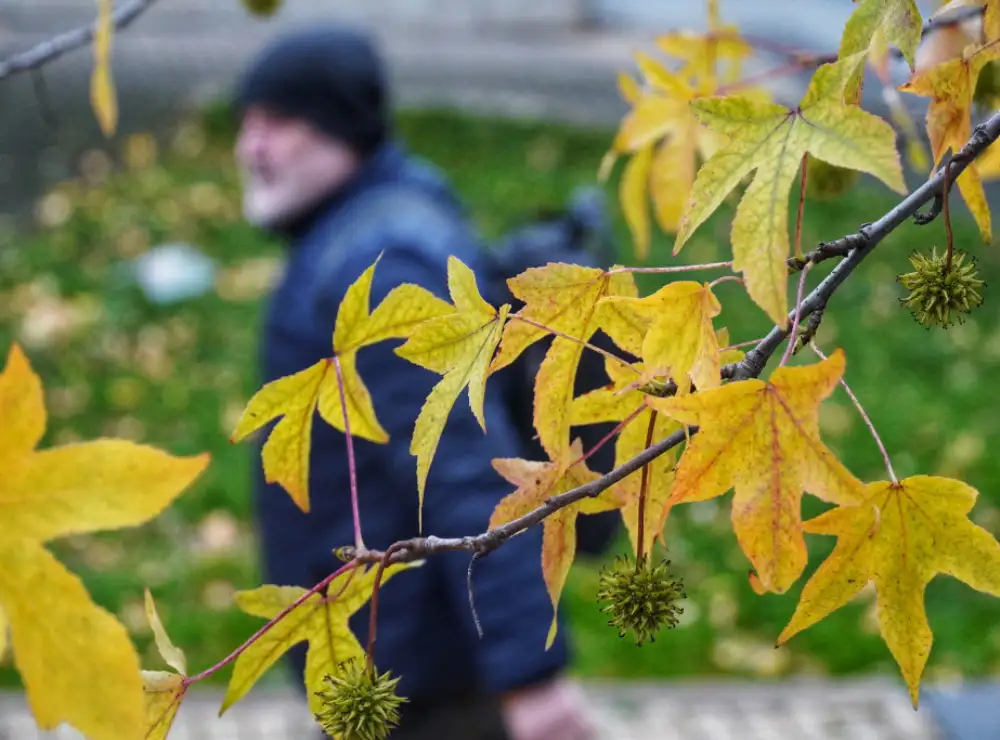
[1,101,999,689]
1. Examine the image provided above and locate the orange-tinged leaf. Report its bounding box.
[141,670,186,740]
[0,343,209,740]
[490,264,637,460]
[221,563,415,716]
[144,590,187,676]
[601,281,722,395]
[777,476,1000,707]
[90,0,117,137]
[395,256,509,526]
[675,52,906,325]
[621,142,654,258]
[648,349,866,593]
[0,539,145,740]
[899,38,1000,242]
[490,439,619,648]
[839,0,923,102]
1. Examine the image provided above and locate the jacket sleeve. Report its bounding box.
[316,240,571,695]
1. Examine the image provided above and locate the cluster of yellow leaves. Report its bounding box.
[604,2,759,259]
[0,343,209,740]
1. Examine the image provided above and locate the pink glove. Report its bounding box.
[499,676,597,740]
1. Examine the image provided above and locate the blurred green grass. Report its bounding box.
[1,103,999,692]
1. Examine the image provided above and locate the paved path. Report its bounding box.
[0,679,944,739]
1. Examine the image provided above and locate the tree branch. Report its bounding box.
[0,0,161,80]
[344,108,1000,569]
[737,111,1000,379]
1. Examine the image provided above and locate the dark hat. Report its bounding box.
[233,25,390,156]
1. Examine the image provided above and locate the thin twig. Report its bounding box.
[511,315,638,374]
[722,337,767,352]
[607,261,733,275]
[467,552,485,638]
[780,262,812,368]
[810,342,897,483]
[0,0,161,80]
[635,411,658,564]
[578,404,645,463]
[913,192,944,225]
[709,275,744,289]
[332,355,364,550]
[182,560,359,685]
[365,543,404,672]
[943,155,954,270]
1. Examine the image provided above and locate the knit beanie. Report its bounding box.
[232,25,390,157]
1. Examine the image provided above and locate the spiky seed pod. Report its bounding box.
[805,158,860,201]
[897,246,986,329]
[241,0,282,17]
[314,658,406,740]
[597,554,685,646]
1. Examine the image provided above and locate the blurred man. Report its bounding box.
[232,25,596,740]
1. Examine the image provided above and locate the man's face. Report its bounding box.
[235,105,359,228]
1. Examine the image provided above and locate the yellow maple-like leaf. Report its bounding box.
[648,349,866,593]
[141,671,186,740]
[489,263,638,462]
[232,257,452,512]
[394,255,509,528]
[90,0,117,137]
[899,38,1000,242]
[140,591,188,739]
[221,563,414,716]
[490,438,619,648]
[0,343,209,740]
[570,359,681,557]
[600,280,722,395]
[839,0,924,103]
[778,476,1000,707]
[675,52,906,325]
[144,589,187,676]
